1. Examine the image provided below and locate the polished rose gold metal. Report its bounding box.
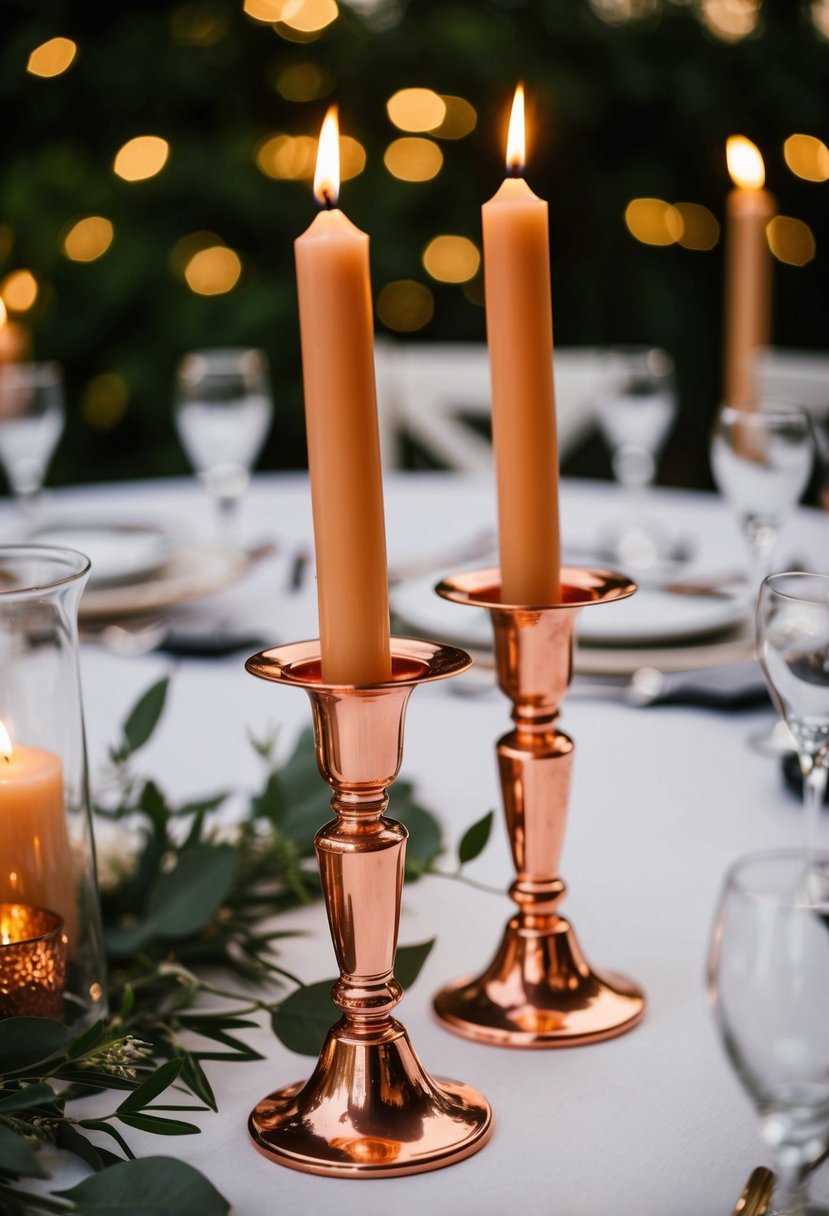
[245,638,493,1178]
[0,903,67,1018]
[432,567,646,1048]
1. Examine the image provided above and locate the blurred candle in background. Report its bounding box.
[294,107,391,684]
[482,85,561,605]
[723,136,774,409]
[0,301,32,366]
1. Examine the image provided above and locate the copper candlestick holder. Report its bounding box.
[432,567,646,1049]
[245,638,492,1178]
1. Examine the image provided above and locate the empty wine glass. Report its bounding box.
[174,348,273,541]
[0,361,65,524]
[711,406,815,597]
[709,850,829,1215]
[757,573,829,850]
[594,347,678,571]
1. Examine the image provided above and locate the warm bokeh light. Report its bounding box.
[387,88,446,133]
[726,136,765,190]
[255,131,364,181]
[169,4,229,46]
[766,216,817,267]
[701,0,760,41]
[0,301,6,328]
[114,136,170,182]
[244,0,286,19]
[338,136,367,181]
[279,0,339,33]
[274,61,334,101]
[588,0,659,23]
[62,216,114,262]
[170,231,223,278]
[376,280,435,332]
[433,95,477,140]
[813,0,829,39]
[506,85,525,171]
[80,372,129,430]
[1,270,39,314]
[674,202,720,251]
[384,138,443,182]
[314,107,340,204]
[184,246,242,294]
[624,198,682,246]
[26,37,77,78]
[784,134,829,183]
[422,235,481,283]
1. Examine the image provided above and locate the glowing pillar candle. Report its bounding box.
[723,136,774,409]
[294,107,392,685]
[482,86,561,605]
[0,721,76,942]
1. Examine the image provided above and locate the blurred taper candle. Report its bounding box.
[482,85,561,605]
[723,136,774,409]
[0,720,76,942]
[0,301,32,366]
[294,107,391,684]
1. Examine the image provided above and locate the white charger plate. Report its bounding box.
[31,520,176,587]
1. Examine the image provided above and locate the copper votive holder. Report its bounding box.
[0,902,67,1019]
[245,638,493,1178]
[432,567,646,1048]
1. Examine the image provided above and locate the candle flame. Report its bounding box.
[0,300,6,328]
[0,720,12,761]
[313,106,340,207]
[506,84,525,173]
[727,135,765,190]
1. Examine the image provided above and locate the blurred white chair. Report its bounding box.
[755,348,829,420]
[375,341,628,471]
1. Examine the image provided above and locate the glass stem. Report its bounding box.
[773,1155,811,1215]
[744,518,778,594]
[215,495,239,546]
[801,757,829,857]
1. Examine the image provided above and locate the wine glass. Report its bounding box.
[0,361,65,524]
[711,406,815,597]
[757,573,829,849]
[174,348,273,541]
[709,850,829,1215]
[593,347,678,572]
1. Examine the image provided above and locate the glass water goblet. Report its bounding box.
[594,346,678,572]
[711,406,815,597]
[757,573,829,849]
[174,348,273,542]
[709,850,829,1216]
[0,362,65,525]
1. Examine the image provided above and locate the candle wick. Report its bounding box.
[322,190,334,211]
[507,162,524,179]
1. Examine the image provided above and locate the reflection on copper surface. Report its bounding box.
[245,638,492,1177]
[433,568,646,1047]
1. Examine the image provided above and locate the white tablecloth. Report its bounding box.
[33,473,829,1215]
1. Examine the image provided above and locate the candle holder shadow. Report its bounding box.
[432,567,646,1048]
[244,638,492,1178]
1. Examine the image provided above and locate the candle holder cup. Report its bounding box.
[432,567,645,1048]
[0,546,105,1025]
[245,638,492,1178]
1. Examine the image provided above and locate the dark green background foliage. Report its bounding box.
[1,0,827,490]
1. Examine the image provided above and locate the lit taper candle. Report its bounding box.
[723,135,774,409]
[482,85,561,605]
[294,107,391,684]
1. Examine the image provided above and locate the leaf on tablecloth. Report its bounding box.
[148,844,237,937]
[0,1124,48,1179]
[0,1017,72,1074]
[271,978,334,1056]
[457,809,494,865]
[54,1156,230,1215]
[121,676,170,755]
[395,939,435,989]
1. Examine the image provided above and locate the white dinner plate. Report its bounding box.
[390,571,749,650]
[78,544,249,620]
[31,520,176,587]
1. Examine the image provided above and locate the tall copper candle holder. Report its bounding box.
[245,638,492,1178]
[433,567,646,1048]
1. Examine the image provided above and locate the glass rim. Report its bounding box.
[176,347,266,377]
[760,570,829,605]
[725,848,829,911]
[716,403,812,426]
[0,544,91,596]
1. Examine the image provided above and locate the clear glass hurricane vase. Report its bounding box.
[0,546,106,1025]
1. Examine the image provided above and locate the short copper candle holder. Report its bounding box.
[432,567,646,1048]
[245,638,492,1178]
[0,903,67,1019]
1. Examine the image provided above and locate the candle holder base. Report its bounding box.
[433,913,644,1048]
[249,1017,492,1178]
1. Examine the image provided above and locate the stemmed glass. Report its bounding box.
[757,573,829,848]
[0,362,65,525]
[709,850,829,1216]
[174,348,273,542]
[711,406,815,597]
[594,346,678,571]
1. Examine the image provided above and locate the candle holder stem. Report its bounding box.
[433,568,646,1048]
[245,639,492,1178]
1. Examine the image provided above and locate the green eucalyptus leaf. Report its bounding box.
[0,1083,56,1113]
[0,1124,48,1179]
[271,979,334,1057]
[177,1056,217,1113]
[395,939,435,990]
[55,1156,229,1215]
[104,918,156,958]
[458,810,494,866]
[67,1019,106,1061]
[0,1017,71,1074]
[117,1058,183,1114]
[117,1113,201,1136]
[77,1120,136,1160]
[148,844,237,938]
[123,678,170,754]
[56,1122,124,1171]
